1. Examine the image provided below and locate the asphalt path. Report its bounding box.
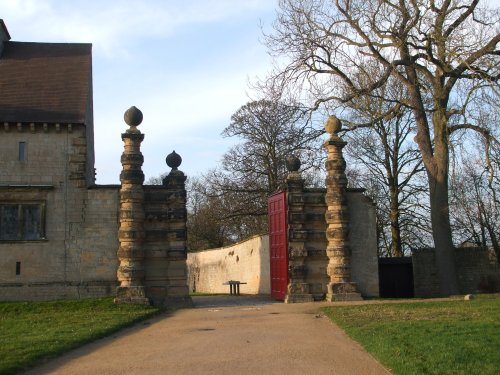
[24,295,390,375]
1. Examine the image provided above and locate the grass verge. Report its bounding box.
[323,295,500,375]
[0,297,159,374]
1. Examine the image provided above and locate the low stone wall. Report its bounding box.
[187,235,270,295]
[348,191,380,297]
[413,247,500,297]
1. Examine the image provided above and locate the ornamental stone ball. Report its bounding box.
[325,115,342,135]
[286,154,301,172]
[124,106,143,127]
[166,150,182,170]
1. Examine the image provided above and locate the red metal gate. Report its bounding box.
[268,191,288,300]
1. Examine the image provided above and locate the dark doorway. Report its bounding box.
[378,257,414,298]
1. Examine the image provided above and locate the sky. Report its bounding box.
[1,0,278,184]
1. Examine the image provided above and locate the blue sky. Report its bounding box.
[1,0,277,183]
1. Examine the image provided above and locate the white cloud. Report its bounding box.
[1,0,277,183]
[1,0,274,57]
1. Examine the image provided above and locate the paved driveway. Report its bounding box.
[25,296,390,375]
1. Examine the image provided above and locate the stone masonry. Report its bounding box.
[280,122,378,302]
[143,151,191,307]
[116,106,149,304]
[116,107,191,307]
[0,107,191,306]
[413,247,500,297]
[285,156,314,303]
[323,116,362,301]
[0,122,119,300]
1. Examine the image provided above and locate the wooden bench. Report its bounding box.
[223,280,247,295]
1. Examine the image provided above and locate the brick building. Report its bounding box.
[0,20,190,305]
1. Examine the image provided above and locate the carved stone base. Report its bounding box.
[115,286,150,305]
[325,282,363,302]
[284,282,314,303]
[285,294,314,303]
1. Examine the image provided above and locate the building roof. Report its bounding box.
[0,41,92,124]
[0,19,10,41]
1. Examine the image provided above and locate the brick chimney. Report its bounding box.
[0,19,11,57]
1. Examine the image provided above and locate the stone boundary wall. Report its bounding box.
[413,247,500,297]
[187,235,270,295]
[347,191,380,297]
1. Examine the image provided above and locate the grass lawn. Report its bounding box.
[0,297,159,375]
[323,295,500,375]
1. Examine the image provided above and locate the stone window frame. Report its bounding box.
[0,201,46,241]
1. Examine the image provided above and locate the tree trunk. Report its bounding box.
[486,226,500,265]
[427,168,460,296]
[389,188,403,257]
[407,75,459,296]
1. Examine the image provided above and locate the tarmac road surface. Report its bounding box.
[24,295,390,375]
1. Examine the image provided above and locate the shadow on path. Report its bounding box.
[192,294,280,308]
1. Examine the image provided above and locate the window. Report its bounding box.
[0,203,45,240]
[19,142,26,161]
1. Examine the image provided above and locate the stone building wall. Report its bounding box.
[187,235,271,295]
[0,123,119,300]
[10,185,120,301]
[413,247,500,297]
[65,186,119,295]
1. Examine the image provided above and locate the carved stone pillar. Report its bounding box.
[115,106,149,305]
[162,151,192,305]
[285,155,314,303]
[324,116,362,301]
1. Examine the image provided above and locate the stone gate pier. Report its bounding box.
[270,116,379,303]
[116,106,191,307]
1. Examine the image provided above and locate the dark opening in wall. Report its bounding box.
[15,261,21,275]
[19,142,26,161]
[378,257,414,298]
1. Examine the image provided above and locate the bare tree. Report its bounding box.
[184,100,323,250]
[262,0,500,295]
[342,79,428,256]
[223,99,322,192]
[347,165,433,256]
[186,177,249,250]
[450,137,500,262]
[208,100,322,236]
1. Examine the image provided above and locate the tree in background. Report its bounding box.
[262,0,500,295]
[342,79,429,257]
[222,99,322,192]
[450,136,499,263]
[181,100,323,250]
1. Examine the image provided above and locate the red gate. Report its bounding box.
[268,191,288,300]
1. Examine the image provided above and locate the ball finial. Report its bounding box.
[325,115,342,135]
[124,106,143,127]
[286,155,301,172]
[166,150,182,170]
